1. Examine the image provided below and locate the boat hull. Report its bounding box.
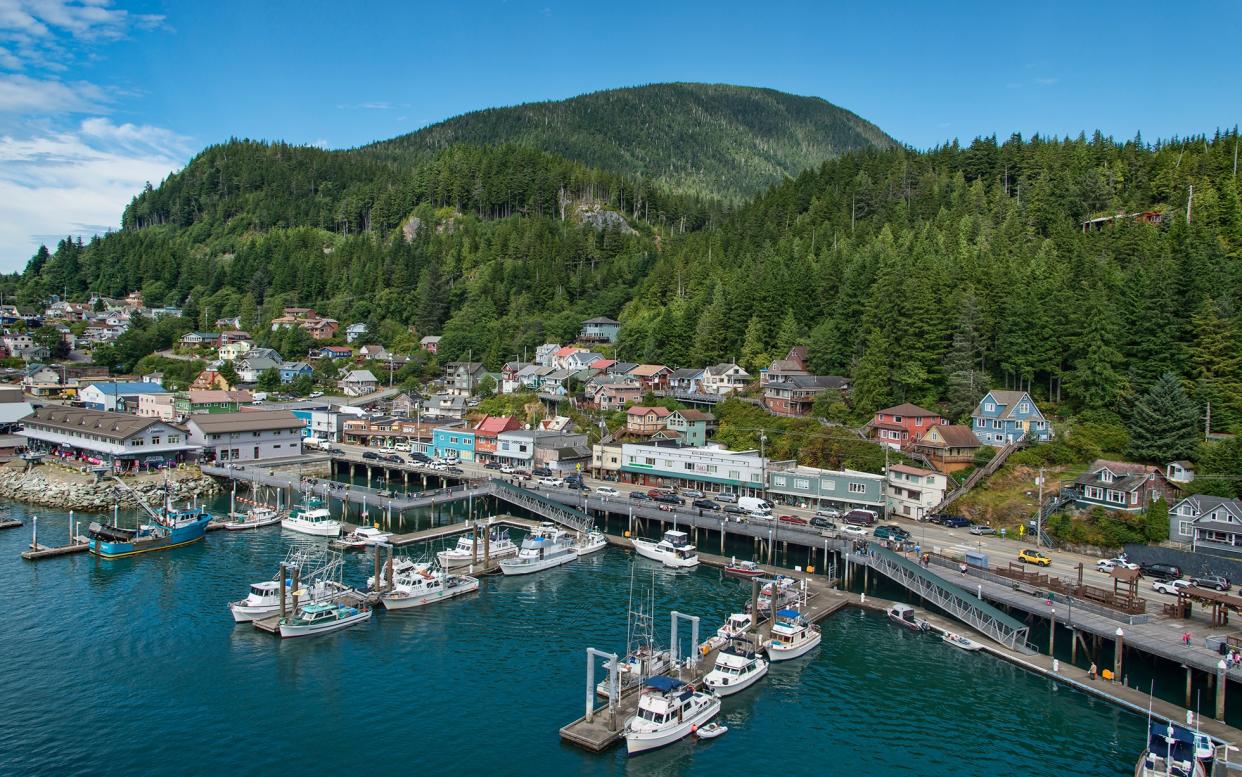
[499,549,578,576]
[632,540,699,568]
[278,609,371,638]
[281,518,341,537]
[88,515,211,559]
[942,634,983,651]
[768,631,822,661]
[223,514,282,531]
[704,661,768,696]
[576,538,608,556]
[437,545,518,569]
[625,695,721,755]
[380,577,479,609]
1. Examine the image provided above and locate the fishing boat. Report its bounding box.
[281,496,340,538]
[87,478,214,559]
[887,603,931,633]
[752,575,798,615]
[624,677,721,756]
[1135,722,1208,777]
[498,523,579,576]
[436,528,518,569]
[277,602,371,638]
[575,527,608,556]
[941,631,983,651]
[223,506,283,531]
[766,609,822,661]
[330,525,391,551]
[632,530,700,568]
[368,556,426,589]
[228,546,345,621]
[703,645,769,696]
[724,557,764,577]
[380,565,479,610]
[716,612,754,642]
[596,580,673,698]
[694,722,727,739]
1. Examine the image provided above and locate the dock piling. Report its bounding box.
[750,578,760,632]
[291,566,301,614]
[1219,660,1228,721]
[278,564,287,620]
[1113,628,1124,684]
[30,515,36,550]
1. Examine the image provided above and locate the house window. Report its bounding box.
[1085,486,1104,500]
[822,480,835,491]
[1179,521,1191,537]
[645,457,655,466]
[984,402,995,412]
[848,483,865,494]
[1019,402,1030,413]
[151,436,160,445]
[1107,490,1127,505]
[893,416,903,423]
[685,463,694,471]
[915,418,923,426]
[794,478,810,489]
[729,470,740,480]
[992,420,1001,429]
[1100,471,1113,484]
[774,475,787,486]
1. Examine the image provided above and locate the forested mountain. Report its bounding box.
[366,83,895,200]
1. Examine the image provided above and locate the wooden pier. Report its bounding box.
[0,517,22,530]
[21,539,89,560]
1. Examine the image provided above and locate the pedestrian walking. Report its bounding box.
[959,562,968,576]
[1089,662,1097,680]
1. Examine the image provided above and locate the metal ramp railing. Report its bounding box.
[867,545,1033,652]
[487,479,592,533]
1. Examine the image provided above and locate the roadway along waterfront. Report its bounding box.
[0,494,1150,776]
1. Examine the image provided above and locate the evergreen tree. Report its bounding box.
[774,308,801,355]
[1126,373,1200,462]
[690,285,730,365]
[851,329,893,416]
[806,318,840,376]
[217,360,240,389]
[257,368,281,392]
[414,263,448,335]
[739,315,769,373]
[1063,295,1127,410]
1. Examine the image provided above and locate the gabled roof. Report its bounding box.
[23,406,165,441]
[705,362,747,377]
[878,403,941,418]
[629,364,670,377]
[889,463,936,477]
[668,368,703,380]
[611,362,639,374]
[554,346,582,357]
[85,381,167,396]
[279,361,311,372]
[672,409,715,422]
[191,409,304,433]
[342,370,378,383]
[627,406,671,418]
[979,390,1044,420]
[589,358,616,370]
[582,316,620,325]
[473,415,518,435]
[919,424,980,448]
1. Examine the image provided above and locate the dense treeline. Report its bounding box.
[368,83,894,200]
[616,130,1242,430]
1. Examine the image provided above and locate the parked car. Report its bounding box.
[968,524,996,536]
[1018,549,1052,566]
[362,451,381,461]
[566,480,589,491]
[1190,575,1231,592]
[596,486,620,497]
[384,454,403,463]
[842,510,877,527]
[814,508,841,520]
[444,466,464,474]
[723,504,747,515]
[500,465,519,474]
[693,499,721,511]
[1152,578,1192,596]
[393,441,412,452]
[842,525,869,538]
[778,514,809,526]
[939,515,971,528]
[483,461,502,470]
[1096,557,1139,573]
[652,493,684,505]
[376,489,394,498]
[325,447,343,455]
[715,492,739,503]
[538,477,564,488]
[532,467,553,477]
[680,489,705,499]
[1139,562,1183,581]
[628,491,651,501]
[409,452,431,463]
[810,515,836,529]
[873,524,911,541]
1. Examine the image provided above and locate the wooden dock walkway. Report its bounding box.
[0,518,22,530]
[21,539,89,560]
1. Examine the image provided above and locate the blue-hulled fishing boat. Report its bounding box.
[87,477,213,558]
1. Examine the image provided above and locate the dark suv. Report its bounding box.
[938,515,971,528]
[1139,562,1183,581]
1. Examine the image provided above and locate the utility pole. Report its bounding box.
[1036,466,1045,548]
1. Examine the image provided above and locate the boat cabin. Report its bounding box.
[635,677,694,724]
[662,530,690,547]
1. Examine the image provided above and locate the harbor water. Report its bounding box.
[0,497,1147,775]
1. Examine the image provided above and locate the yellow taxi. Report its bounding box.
[1018,548,1052,567]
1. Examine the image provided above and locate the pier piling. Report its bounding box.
[1113,628,1124,684]
[1219,661,1229,720]
[291,567,301,614]
[278,564,287,620]
[750,578,760,631]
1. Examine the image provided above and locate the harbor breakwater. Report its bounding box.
[0,464,219,512]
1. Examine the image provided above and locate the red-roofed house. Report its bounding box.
[626,406,672,435]
[871,403,946,449]
[590,358,616,371]
[553,346,587,369]
[472,415,522,462]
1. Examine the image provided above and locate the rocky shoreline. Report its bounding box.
[0,466,221,513]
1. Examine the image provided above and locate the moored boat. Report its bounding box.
[941,631,983,651]
[752,575,798,615]
[703,645,768,696]
[223,506,283,531]
[632,530,699,568]
[887,604,931,633]
[715,612,754,642]
[87,504,213,559]
[724,557,764,577]
[277,602,371,638]
[694,722,727,739]
[229,578,345,622]
[499,523,578,576]
[367,556,426,589]
[624,677,720,755]
[766,609,822,661]
[575,528,608,556]
[437,528,518,569]
[281,496,340,538]
[380,565,479,610]
[1135,722,1208,777]
[331,525,391,551]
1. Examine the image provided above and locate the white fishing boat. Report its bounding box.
[499,523,578,576]
[380,565,479,610]
[281,497,340,538]
[766,608,822,661]
[277,602,371,638]
[703,645,768,696]
[751,575,799,615]
[632,530,699,568]
[575,528,608,556]
[331,525,391,551]
[941,631,983,651]
[436,528,518,569]
[715,612,754,642]
[597,581,672,698]
[229,578,344,622]
[624,677,721,756]
[367,556,427,589]
[223,505,283,531]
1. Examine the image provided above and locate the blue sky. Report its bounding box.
[0,0,1239,271]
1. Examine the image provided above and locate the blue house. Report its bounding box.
[278,361,313,384]
[971,390,1052,447]
[432,427,475,462]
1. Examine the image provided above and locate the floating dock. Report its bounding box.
[0,518,22,530]
[21,539,89,560]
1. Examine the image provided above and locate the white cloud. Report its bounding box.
[0,0,162,42]
[0,72,104,111]
[310,138,328,149]
[0,117,188,269]
[1034,76,1059,86]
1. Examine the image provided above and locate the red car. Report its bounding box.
[778,514,808,525]
[647,489,674,499]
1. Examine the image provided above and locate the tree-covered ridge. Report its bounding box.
[616,130,1242,428]
[366,83,896,200]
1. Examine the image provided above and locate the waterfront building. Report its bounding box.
[766,463,886,512]
[884,464,947,520]
[185,410,304,463]
[79,381,168,412]
[620,442,766,496]
[19,405,194,469]
[472,415,521,462]
[432,427,476,461]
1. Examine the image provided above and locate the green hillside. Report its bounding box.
[366,83,896,200]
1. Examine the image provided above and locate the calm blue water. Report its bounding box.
[0,497,1145,776]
